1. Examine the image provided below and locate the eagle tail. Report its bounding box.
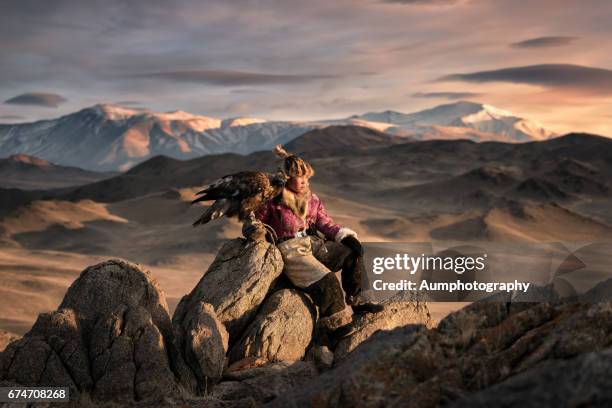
[192,199,230,227]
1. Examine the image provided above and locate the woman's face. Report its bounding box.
[287,175,309,194]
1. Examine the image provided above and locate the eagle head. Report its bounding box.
[268,172,287,188]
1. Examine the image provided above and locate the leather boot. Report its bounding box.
[306,273,355,347]
[342,253,384,314]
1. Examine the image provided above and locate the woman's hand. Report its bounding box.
[341,235,363,256]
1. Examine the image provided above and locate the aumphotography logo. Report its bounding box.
[362,242,612,302]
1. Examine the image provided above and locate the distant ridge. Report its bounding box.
[0,154,114,190]
[0,101,557,171]
[285,125,406,152]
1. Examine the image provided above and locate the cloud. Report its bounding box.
[439,64,612,95]
[511,36,578,48]
[1,0,611,135]
[412,91,482,99]
[4,92,67,108]
[130,69,338,86]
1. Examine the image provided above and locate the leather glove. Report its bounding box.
[341,235,363,256]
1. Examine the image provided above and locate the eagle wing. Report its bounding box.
[191,172,272,227]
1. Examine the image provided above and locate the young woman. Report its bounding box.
[253,145,377,335]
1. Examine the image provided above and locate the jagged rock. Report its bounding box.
[269,300,612,407]
[450,349,612,407]
[268,324,440,408]
[213,361,317,404]
[454,301,612,391]
[228,289,315,364]
[173,238,283,342]
[0,259,196,405]
[0,330,20,352]
[334,300,431,362]
[174,301,229,393]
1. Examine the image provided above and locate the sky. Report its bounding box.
[1,0,611,135]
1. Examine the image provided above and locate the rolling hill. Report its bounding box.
[0,154,115,190]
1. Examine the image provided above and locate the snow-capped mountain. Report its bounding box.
[0,101,555,171]
[0,104,315,171]
[343,101,556,142]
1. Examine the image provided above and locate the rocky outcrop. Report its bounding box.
[173,239,284,342]
[450,349,612,407]
[88,303,184,403]
[213,361,317,404]
[170,301,229,394]
[228,289,315,365]
[0,260,197,405]
[0,330,19,352]
[334,299,431,362]
[0,240,432,406]
[269,324,438,408]
[270,300,612,407]
[11,239,610,407]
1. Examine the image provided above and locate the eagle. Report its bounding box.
[191,171,286,239]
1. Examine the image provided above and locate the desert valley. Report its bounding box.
[1,101,611,337]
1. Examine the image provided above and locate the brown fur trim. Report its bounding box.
[280,187,311,220]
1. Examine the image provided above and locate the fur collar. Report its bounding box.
[279,187,311,219]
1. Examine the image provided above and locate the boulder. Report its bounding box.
[213,361,317,404]
[334,299,431,362]
[174,301,229,393]
[58,259,174,338]
[173,239,283,342]
[0,259,197,405]
[305,345,334,371]
[89,304,183,403]
[228,289,315,364]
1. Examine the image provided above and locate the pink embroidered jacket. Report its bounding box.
[255,192,342,241]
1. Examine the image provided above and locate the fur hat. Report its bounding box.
[274,145,315,178]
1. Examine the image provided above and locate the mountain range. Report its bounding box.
[0,101,556,171]
[343,101,555,141]
[0,127,610,335]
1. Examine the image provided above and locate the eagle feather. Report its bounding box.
[191,171,285,227]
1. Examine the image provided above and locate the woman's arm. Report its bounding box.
[313,195,357,242]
